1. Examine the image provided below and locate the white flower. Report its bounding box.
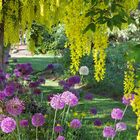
[79,66,89,76]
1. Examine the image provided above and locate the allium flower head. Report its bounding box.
[103,126,116,138]
[32,113,45,127]
[4,83,15,97]
[79,66,89,75]
[111,108,123,120]
[61,91,78,107]
[5,73,11,79]
[1,117,16,133]
[116,122,127,132]
[47,94,54,102]
[6,97,25,116]
[70,119,82,129]
[0,69,5,82]
[94,119,102,127]
[54,125,63,133]
[0,91,6,100]
[90,107,97,115]
[33,88,41,95]
[46,64,54,70]
[38,78,45,84]
[84,93,94,100]
[50,94,65,110]
[66,75,81,87]
[122,94,134,106]
[20,119,29,127]
[14,63,33,77]
[0,114,6,126]
[56,135,65,140]
[29,81,39,88]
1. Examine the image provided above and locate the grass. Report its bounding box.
[11,56,137,140]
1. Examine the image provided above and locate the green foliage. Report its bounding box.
[28,22,67,55]
[84,0,136,33]
[61,43,129,97]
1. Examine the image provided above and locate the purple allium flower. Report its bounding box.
[33,88,41,95]
[31,113,45,127]
[14,63,33,77]
[54,125,63,133]
[38,78,45,84]
[122,94,134,106]
[47,94,54,102]
[70,119,82,129]
[61,91,78,107]
[103,126,116,138]
[84,93,94,101]
[20,119,29,127]
[4,83,15,97]
[94,119,102,127]
[56,135,65,140]
[116,122,127,132]
[46,64,54,70]
[6,97,25,116]
[29,81,39,88]
[50,94,65,110]
[66,75,81,87]
[0,91,6,100]
[59,80,66,87]
[0,114,6,126]
[90,107,97,115]
[0,69,5,82]
[111,108,123,120]
[1,117,16,133]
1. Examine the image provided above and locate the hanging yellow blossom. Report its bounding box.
[63,0,91,74]
[124,61,135,95]
[92,25,108,82]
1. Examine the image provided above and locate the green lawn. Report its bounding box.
[11,56,137,140]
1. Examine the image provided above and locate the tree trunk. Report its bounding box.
[0,22,4,71]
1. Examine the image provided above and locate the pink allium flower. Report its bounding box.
[20,119,29,127]
[103,126,116,138]
[70,119,82,129]
[50,94,65,110]
[5,73,11,79]
[1,117,16,133]
[0,114,6,126]
[122,94,134,106]
[61,91,78,107]
[6,97,25,116]
[116,122,127,132]
[0,91,6,100]
[31,113,45,127]
[56,135,65,140]
[111,108,123,120]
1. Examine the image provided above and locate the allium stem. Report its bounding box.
[64,105,70,122]
[122,105,128,118]
[36,127,38,140]
[41,93,44,104]
[51,109,57,140]
[16,117,21,140]
[61,106,66,124]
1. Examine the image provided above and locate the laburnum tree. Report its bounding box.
[1,0,140,139]
[0,0,139,79]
